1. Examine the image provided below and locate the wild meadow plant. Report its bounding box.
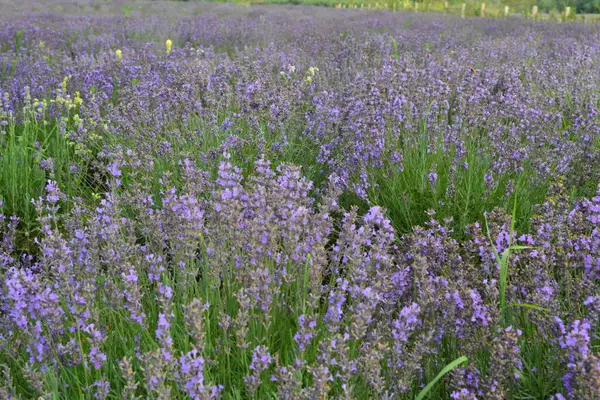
[1,1,600,398]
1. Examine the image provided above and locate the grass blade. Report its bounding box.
[415,356,469,400]
[508,245,533,250]
[510,303,549,312]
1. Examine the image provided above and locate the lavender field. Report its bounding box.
[1,1,600,398]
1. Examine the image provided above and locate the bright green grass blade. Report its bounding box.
[415,356,469,400]
[508,245,533,250]
[510,303,549,312]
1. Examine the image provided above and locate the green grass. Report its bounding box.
[416,356,469,400]
[0,99,91,250]
[367,125,550,237]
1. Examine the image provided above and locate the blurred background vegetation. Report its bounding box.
[172,0,600,16]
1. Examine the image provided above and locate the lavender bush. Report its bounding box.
[1,1,600,398]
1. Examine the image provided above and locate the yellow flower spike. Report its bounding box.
[115,49,122,61]
[60,75,70,93]
[39,41,45,50]
[74,91,83,107]
[166,39,172,55]
[304,67,318,84]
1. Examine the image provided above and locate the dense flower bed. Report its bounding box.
[1,1,599,398]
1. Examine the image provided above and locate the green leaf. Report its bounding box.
[415,356,469,400]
